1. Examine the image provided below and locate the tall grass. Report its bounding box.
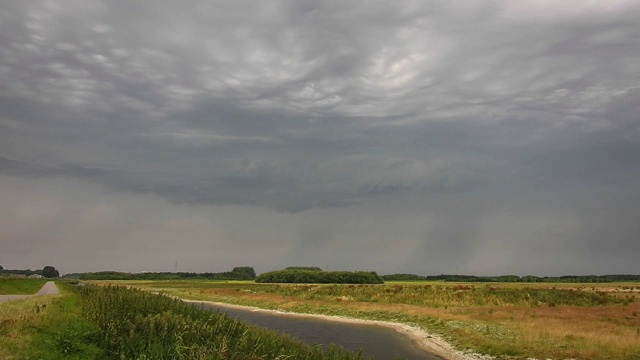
[79,285,371,360]
[249,283,626,307]
[0,282,103,360]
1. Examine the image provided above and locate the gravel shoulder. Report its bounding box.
[0,281,58,303]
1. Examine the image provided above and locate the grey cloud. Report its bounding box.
[1,1,640,274]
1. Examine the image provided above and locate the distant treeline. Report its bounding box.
[380,273,425,281]
[1,269,43,277]
[378,273,640,283]
[424,274,640,283]
[74,267,257,281]
[256,269,384,284]
[0,265,60,278]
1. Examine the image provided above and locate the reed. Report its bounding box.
[78,284,370,360]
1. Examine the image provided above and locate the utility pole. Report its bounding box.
[175,259,178,273]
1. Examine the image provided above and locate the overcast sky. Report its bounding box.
[1,1,639,276]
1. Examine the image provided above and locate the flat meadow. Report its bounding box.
[94,279,640,360]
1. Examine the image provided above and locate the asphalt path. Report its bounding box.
[0,281,59,303]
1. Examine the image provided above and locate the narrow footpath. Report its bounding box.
[0,281,59,304]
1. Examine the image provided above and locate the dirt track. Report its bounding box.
[0,281,58,303]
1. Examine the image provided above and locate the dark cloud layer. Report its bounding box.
[1,1,639,274]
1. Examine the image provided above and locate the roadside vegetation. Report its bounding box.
[0,281,103,359]
[0,278,48,295]
[111,279,640,360]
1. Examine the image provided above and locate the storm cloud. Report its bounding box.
[1,1,639,275]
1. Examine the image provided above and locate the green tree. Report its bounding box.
[231,266,256,279]
[42,265,59,278]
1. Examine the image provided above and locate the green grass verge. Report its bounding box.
[0,278,48,294]
[0,281,104,359]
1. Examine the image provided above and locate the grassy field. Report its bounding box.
[0,278,48,294]
[96,279,640,360]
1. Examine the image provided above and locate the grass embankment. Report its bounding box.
[1,280,371,360]
[0,281,103,359]
[0,278,48,294]
[106,280,640,360]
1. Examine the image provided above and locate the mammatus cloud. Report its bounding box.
[1,1,639,274]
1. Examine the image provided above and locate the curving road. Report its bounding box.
[0,281,59,303]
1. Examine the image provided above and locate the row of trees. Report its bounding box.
[380,273,425,281]
[75,266,257,281]
[0,265,59,278]
[379,273,640,283]
[423,274,640,283]
[256,269,384,284]
[5,262,635,284]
